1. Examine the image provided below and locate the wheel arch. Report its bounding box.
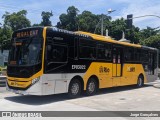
[136,73,145,87]
[139,73,144,81]
[87,75,99,89]
[69,75,84,92]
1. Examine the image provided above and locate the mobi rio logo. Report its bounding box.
[127,66,135,72]
[99,66,110,74]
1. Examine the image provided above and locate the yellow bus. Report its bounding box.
[6,27,159,98]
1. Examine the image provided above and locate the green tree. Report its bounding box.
[77,11,99,32]
[0,26,12,49]
[104,18,141,43]
[140,34,160,49]
[94,14,111,35]
[140,27,158,39]
[40,11,53,26]
[125,26,141,43]
[77,11,111,33]
[2,10,31,31]
[139,27,159,44]
[32,23,41,27]
[57,6,79,31]
[107,18,127,40]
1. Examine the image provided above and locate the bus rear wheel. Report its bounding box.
[137,75,144,88]
[68,79,81,98]
[86,77,98,96]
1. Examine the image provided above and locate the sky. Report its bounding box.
[0,0,160,29]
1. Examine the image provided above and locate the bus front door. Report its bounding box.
[112,47,123,86]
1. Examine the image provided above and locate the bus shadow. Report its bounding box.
[4,93,69,105]
[4,84,152,105]
[97,84,151,95]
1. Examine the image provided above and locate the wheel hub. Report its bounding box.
[88,81,95,93]
[138,78,142,86]
[71,83,79,95]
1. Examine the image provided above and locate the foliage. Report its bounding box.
[0,7,160,51]
[107,18,126,40]
[140,34,160,49]
[32,23,41,27]
[56,7,142,43]
[57,6,79,31]
[77,11,111,34]
[125,26,141,44]
[140,27,159,40]
[2,10,31,31]
[0,26,12,49]
[77,11,99,33]
[40,11,53,26]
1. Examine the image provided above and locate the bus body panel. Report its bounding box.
[82,62,147,90]
[7,60,157,95]
[6,77,43,95]
[6,27,159,96]
[7,73,85,95]
[42,73,84,95]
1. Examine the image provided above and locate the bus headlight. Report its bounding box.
[32,77,40,85]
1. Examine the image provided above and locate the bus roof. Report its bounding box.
[46,27,158,51]
[75,31,142,48]
[14,27,157,51]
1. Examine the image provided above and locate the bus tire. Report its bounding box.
[137,75,144,88]
[86,77,98,96]
[68,79,81,98]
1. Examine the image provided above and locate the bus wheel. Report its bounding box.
[137,75,144,88]
[68,79,81,98]
[86,77,98,96]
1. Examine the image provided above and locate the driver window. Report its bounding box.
[47,44,68,64]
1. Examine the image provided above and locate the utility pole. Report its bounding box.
[101,14,104,35]
[94,9,116,36]
[100,9,116,36]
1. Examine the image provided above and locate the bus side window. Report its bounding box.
[79,46,96,59]
[105,44,112,61]
[97,43,111,61]
[105,49,111,60]
[79,38,96,60]
[47,44,68,64]
[124,48,134,62]
[124,54,128,61]
[134,48,140,62]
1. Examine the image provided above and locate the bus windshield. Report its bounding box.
[8,37,42,66]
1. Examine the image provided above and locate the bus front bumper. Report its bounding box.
[6,80,43,96]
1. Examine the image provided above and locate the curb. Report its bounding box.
[153,84,160,88]
[150,80,160,88]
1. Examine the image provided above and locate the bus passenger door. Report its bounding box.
[147,52,157,82]
[148,52,155,75]
[112,47,123,86]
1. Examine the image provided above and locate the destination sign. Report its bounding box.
[10,61,17,65]
[13,42,22,46]
[16,30,38,38]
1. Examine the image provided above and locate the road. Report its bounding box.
[0,83,160,120]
